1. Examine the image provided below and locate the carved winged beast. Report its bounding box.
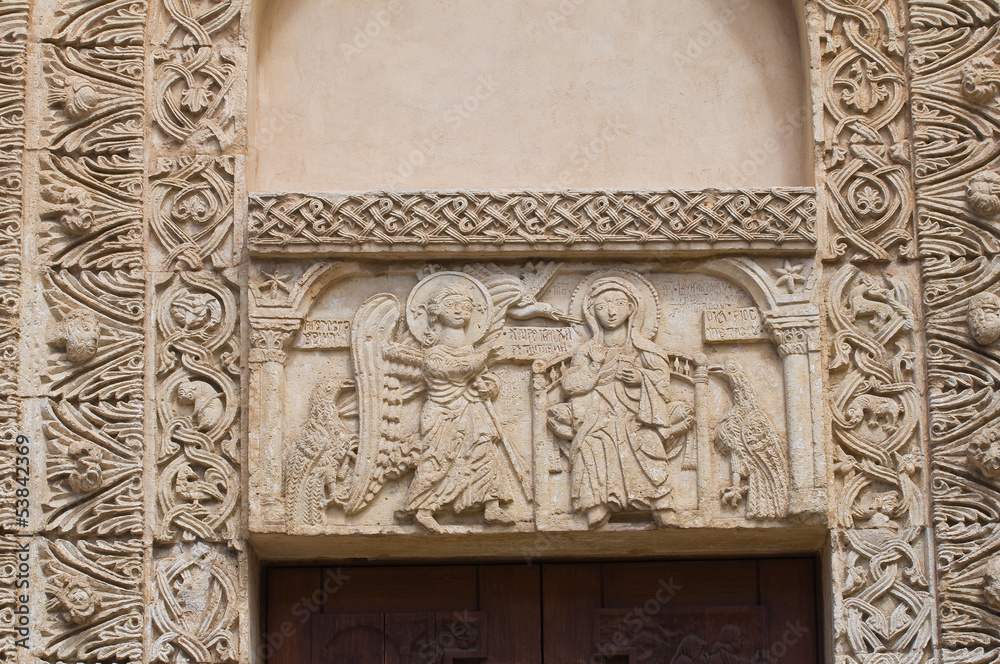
[339,266,573,531]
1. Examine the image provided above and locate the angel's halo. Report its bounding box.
[406,271,494,345]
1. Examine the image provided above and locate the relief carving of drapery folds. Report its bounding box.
[340,271,538,533]
[257,260,818,534]
[546,272,694,528]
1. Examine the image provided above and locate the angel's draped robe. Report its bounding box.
[405,343,515,514]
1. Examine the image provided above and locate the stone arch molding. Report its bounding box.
[9,0,997,663]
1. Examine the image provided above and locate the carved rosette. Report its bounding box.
[817,0,917,261]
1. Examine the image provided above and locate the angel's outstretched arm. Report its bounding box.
[382,341,422,367]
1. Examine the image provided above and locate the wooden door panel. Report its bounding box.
[312,613,383,664]
[267,558,819,664]
[266,567,321,664]
[312,612,487,664]
[601,560,759,608]
[478,565,541,664]
[590,607,765,664]
[758,558,818,663]
[383,613,435,664]
[323,566,478,613]
[541,564,602,664]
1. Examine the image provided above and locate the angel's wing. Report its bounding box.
[519,261,560,298]
[462,264,523,336]
[345,294,424,515]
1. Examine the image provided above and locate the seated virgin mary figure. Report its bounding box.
[548,276,694,528]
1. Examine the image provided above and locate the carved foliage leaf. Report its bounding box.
[150,156,235,270]
[151,543,239,664]
[41,538,144,662]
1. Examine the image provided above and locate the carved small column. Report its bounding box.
[685,355,711,513]
[249,319,300,527]
[765,311,820,511]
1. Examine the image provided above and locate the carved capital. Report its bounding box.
[249,319,300,363]
[764,312,819,357]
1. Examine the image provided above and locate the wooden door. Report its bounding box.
[542,559,818,664]
[264,558,818,663]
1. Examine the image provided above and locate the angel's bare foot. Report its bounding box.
[484,500,514,525]
[415,509,443,533]
[586,505,611,529]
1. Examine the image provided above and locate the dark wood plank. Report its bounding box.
[384,613,436,664]
[704,606,767,663]
[601,561,758,609]
[324,565,478,613]
[265,567,321,664]
[542,563,602,664]
[758,558,819,664]
[311,613,383,663]
[479,564,541,664]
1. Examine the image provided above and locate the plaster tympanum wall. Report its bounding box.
[250,0,811,190]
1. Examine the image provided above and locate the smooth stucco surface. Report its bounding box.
[251,0,810,191]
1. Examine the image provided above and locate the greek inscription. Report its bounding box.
[703,307,767,342]
[296,319,352,349]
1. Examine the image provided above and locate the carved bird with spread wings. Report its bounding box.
[463,261,581,325]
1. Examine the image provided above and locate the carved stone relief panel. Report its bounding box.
[249,258,824,536]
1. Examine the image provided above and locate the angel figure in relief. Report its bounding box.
[347,271,535,532]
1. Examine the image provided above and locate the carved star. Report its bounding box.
[258,270,292,300]
[774,261,807,293]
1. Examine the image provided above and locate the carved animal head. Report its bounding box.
[961,57,1000,104]
[49,311,101,363]
[968,291,1000,345]
[845,394,901,441]
[721,360,759,408]
[175,379,201,406]
[49,569,101,625]
[969,425,1000,480]
[968,171,1000,217]
[41,185,95,235]
[66,441,103,493]
[983,556,1000,610]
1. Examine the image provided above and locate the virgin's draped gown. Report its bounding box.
[405,343,515,514]
[560,338,690,513]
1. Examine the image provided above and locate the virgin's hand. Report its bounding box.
[617,366,641,385]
